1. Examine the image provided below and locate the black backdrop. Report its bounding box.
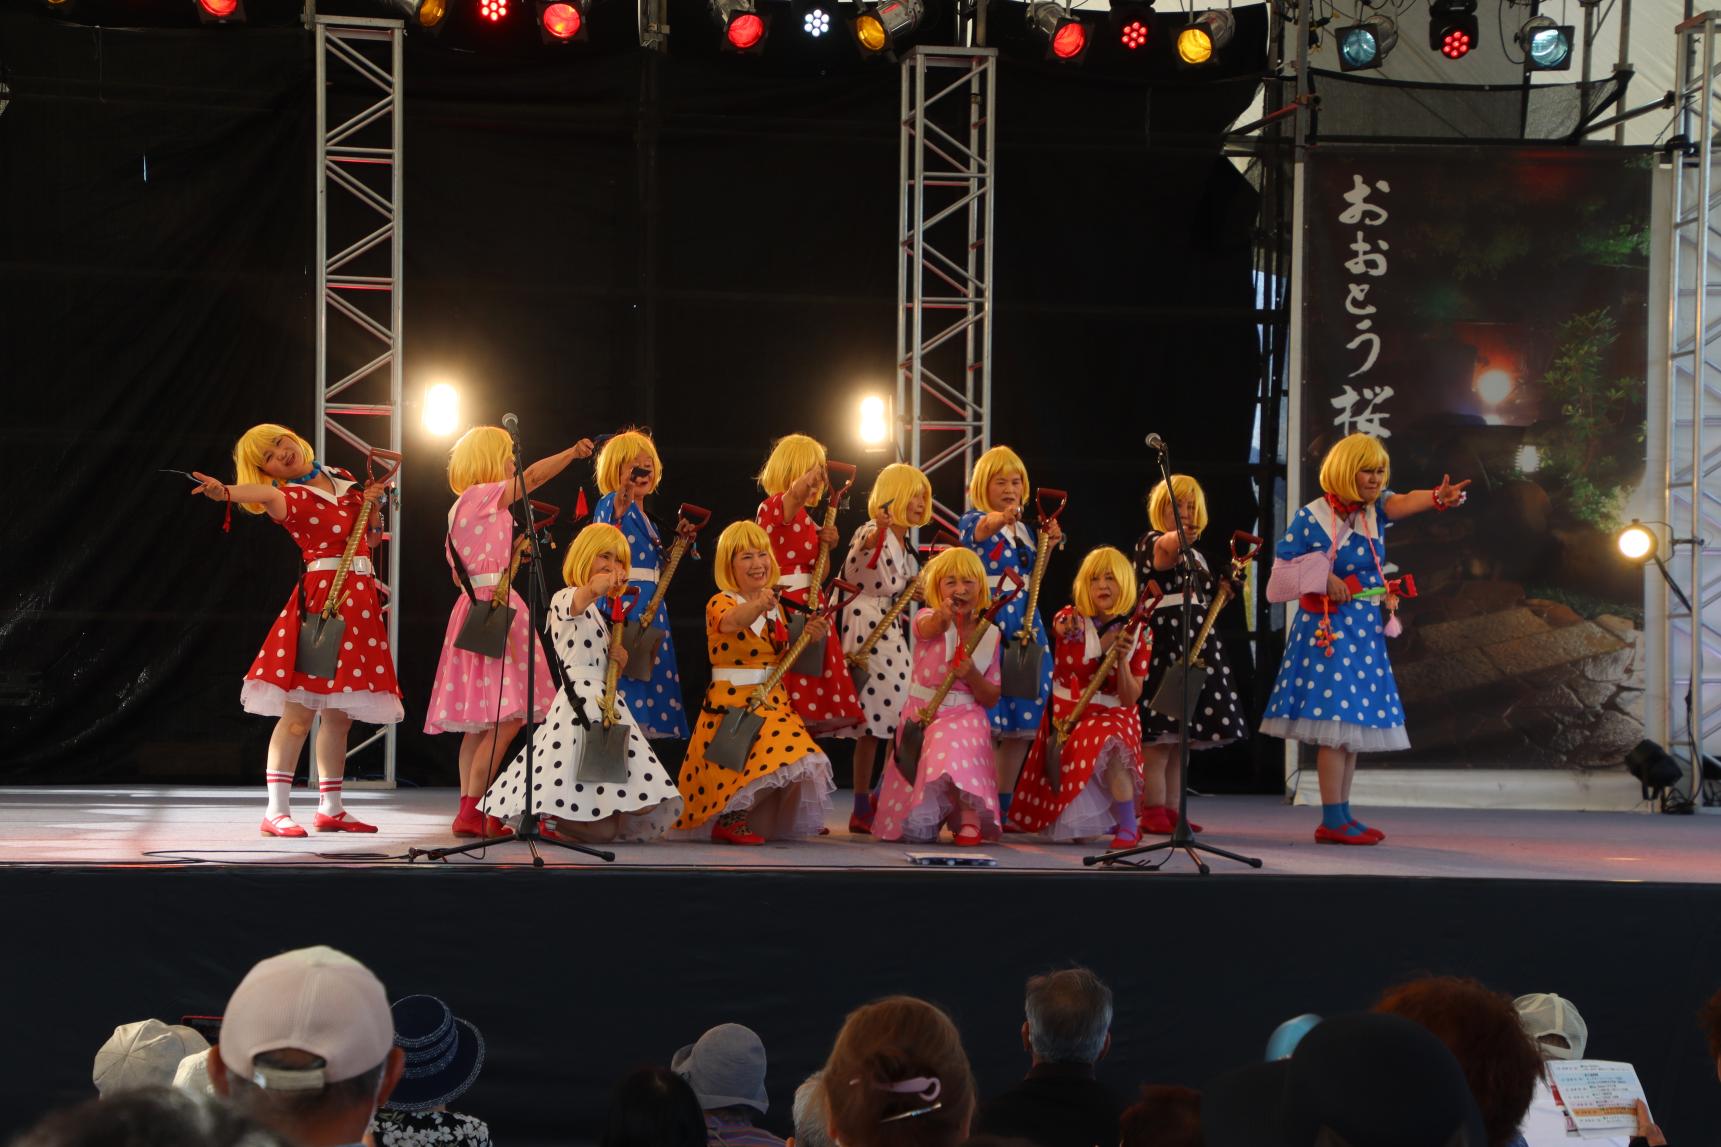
[0,3,1268,786]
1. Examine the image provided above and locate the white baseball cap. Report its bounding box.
[1514,993,1589,1060]
[93,1020,211,1097]
[218,946,393,1091]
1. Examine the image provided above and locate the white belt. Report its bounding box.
[628,566,658,583]
[908,684,973,713]
[306,556,373,575]
[1053,682,1120,708]
[986,573,1016,588]
[777,572,812,590]
[470,571,503,589]
[712,667,770,685]
[1156,592,1201,609]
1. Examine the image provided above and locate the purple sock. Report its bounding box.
[1112,799,1138,837]
[852,788,872,816]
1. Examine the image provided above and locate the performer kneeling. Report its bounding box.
[872,546,1003,846]
[1260,432,1468,845]
[426,425,594,838]
[1009,546,1153,848]
[485,523,684,842]
[674,521,836,844]
[193,424,402,837]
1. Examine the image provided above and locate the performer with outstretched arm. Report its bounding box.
[1260,432,1469,845]
[192,424,402,837]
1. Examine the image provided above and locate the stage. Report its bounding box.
[4,785,1721,1144]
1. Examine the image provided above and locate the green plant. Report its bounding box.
[1536,308,1646,531]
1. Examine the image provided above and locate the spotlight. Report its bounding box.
[1176,8,1234,64]
[1336,17,1397,70]
[1517,16,1572,70]
[858,394,891,451]
[387,0,447,27]
[1029,1,1089,60]
[1429,0,1477,59]
[1475,368,1514,406]
[539,0,587,41]
[1112,0,1153,49]
[852,0,922,54]
[478,0,507,21]
[1625,740,1685,803]
[423,383,462,438]
[196,0,245,23]
[713,0,767,50]
[803,6,831,35]
[1616,521,1657,563]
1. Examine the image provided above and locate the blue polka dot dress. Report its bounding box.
[1259,495,1410,752]
[592,493,690,740]
[958,509,1051,739]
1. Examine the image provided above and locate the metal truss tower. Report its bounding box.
[896,46,997,538]
[314,15,405,785]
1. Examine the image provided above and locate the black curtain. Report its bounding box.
[0,4,1266,785]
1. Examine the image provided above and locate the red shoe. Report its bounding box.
[712,819,765,845]
[848,812,874,835]
[1169,807,1204,834]
[313,811,377,833]
[1314,823,1378,846]
[1349,820,1385,842]
[952,824,984,846]
[451,808,484,838]
[482,814,515,838]
[1108,829,1142,850]
[260,813,307,838]
[1139,806,1175,835]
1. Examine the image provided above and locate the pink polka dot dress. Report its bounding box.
[872,610,1002,843]
[424,481,553,734]
[757,492,865,736]
[240,468,403,726]
[1010,606,1153,840]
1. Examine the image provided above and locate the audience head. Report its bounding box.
[822,995,976,1147]
[1701,987,1721,1079]
[173,1050,215,1098]
[93,1020,210,1098]
[1512,993,1588,1062]
[671,1023,771,1118]
[792,1071,836,1147]
[1373,976,1540,1147]
[1021,967,1113,1067]
[13,1087,289,1147]
[206,946,404,1147]
[1264,1015,1321,1062]
[602,1066,707,1147]
[380,995,485,1114]
[1120,1085,1203,1147]
[1203,1012,1485,1147]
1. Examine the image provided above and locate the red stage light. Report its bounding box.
[479,0,507,21]
[541,0,581,37]
[198,0,238,18]
[1051,19,1086,57]
[726,11,765,48]
[1440,28,1471,57]
[1119,18,1149,49]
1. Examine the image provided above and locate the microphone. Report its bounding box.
[502,412,520,437]
[1145,433,1166,452]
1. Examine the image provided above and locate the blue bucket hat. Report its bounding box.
[381,995,486,1114]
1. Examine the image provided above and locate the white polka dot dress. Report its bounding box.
[485,588,683,839]
[837,522,918,740]
[1132,531,1247,749]
[1259,494,1410,752]
[240,467,403,726]
[592,493,690,740]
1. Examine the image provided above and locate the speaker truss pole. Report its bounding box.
[315,14,404,787]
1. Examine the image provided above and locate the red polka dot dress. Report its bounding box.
[673,593,835,834]
[1009,607,1152,840]
[757,493,865,736]
[872,611,1003,842]
[240,469,403,726]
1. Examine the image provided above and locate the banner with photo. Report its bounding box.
[1298,146,1652,786]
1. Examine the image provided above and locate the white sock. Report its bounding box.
[317,777,345,817]
[265,771,294,818]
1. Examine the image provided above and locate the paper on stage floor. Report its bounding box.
[1546,1060,1650,1139]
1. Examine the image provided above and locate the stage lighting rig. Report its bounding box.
[1176,8,1234,64]
[1517,15,1573,70]
[1428,0,1476,59]
[852,0,922,54]
[803,5,832,35]
[1029,1,1088,60]
[478,0,508,22]
[196,0,245,24]
[539,0,589,41]
[713,0,768,50]
[1111,0,1152,49]
[1336,16,1396,70]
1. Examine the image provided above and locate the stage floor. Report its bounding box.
[3,786,1717,881]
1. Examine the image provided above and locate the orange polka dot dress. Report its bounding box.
[673,592,834,834]
[240,469,403,726]
[757,493,864,736]
[1010,607,1153,840]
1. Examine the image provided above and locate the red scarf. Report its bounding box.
[1324,492,1364,518]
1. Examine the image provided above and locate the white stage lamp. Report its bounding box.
[423,382,462,437]
[858,394,891,450]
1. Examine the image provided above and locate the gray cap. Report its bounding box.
[672,1023,770,1114]
[1514,993,1588,1060]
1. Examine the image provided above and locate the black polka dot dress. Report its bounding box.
[485,588,683,839]
[1132,531,1247,749]
[838,522,918,740]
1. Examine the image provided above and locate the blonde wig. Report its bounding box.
[232,423,315,515]
[562,522,631,588]
[1071,546,1137,619]
[447,426,514,495]
[596,429,663,496]
[1318,433,1392,503]
[921,546,992,613]
[713,520,781,594]
[1146,474,1210,537]
[757,434,828,498]
[867,463,934,528]
[967,445,1030,513]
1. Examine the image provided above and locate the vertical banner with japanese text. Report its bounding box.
[1299,146,1653,788]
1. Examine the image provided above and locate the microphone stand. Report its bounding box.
[1084,438,1261,875]
[416,418,613,867]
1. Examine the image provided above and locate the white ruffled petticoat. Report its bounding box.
[1258,716,1409,752]
[241,680,404,726]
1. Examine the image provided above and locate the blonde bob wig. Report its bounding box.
[757,434,828,499]
[867,463,934,528]
[921,546,992,614]
[967,445,1030,514]
[713,520,782,594]
[1319,433,1392,503]
[1071,546,1137,619]
[232,423,315,515]
[596,429,663,496]
[562,523,631,589]
[447,426,514,496]
[1146,475,1210,537]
